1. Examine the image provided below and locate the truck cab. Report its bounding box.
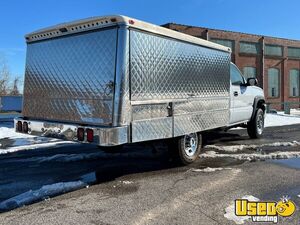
[229,62,266,138]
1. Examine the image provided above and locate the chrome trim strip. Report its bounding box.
[25,15,231,53]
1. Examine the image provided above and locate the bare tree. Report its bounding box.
[10,77,21,96]
[0,55,10,95]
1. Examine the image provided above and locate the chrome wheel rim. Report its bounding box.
[257,113,264,135]
[184,133,198,157]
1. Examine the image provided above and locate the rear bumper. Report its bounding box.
[14,118,129,146]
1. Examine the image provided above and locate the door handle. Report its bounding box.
[234,91,238,97]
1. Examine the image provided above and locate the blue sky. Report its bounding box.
[1,0,300,80]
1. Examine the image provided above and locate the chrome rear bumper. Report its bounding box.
[14,118,128,146]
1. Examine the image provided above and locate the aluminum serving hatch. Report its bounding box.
[23,27,118,126]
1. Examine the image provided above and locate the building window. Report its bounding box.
[240,42,260,54]
[243,67,257,79]
[210,38,234,51]
[265,45,283,57]
[288,47,300,58]
[290,69,300,97]
[268,68,280,97]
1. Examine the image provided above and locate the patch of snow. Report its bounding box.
[205,141,300,152]
[0,141,74,155]
[233,113,300,130]
[121,181,133,184]
[0,172,96,211]
[0,127,74,154]
[265,113,300,127]
[0,181,86,211]
[200,150,300,161]
[0,127,28,139]
[224,195,260,224]
[191,167,232,172]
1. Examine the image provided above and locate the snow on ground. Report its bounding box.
[0,127,74,154]
[0,172,96,212]
[200,150,300,161]
[205,141,300,153]
[224,195,260,224]
[265,113,300,127]
[191,167,233,173]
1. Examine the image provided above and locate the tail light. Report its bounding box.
[86,129,94,142]
[129,19,135,25]
[16,121,22,132]
[23,122,29,133]
[77,128,85,141]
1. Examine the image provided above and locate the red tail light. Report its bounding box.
[23,122,29,133]
[17,121,22,132]
[129,19,135,25]
[86,129,94,142]
[77,128,85,141]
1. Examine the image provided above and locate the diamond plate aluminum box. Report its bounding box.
[130,30,230,101]
[23,28,118,125]
[130,30,231,142]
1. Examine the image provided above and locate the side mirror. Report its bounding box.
[247,78,258,86]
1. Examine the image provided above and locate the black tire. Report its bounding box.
[169,133,202,165]
[247,108,264,139]
[98,145,123,153]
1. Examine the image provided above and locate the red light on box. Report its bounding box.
[23,122,29,133]
[17,121,22,132]
[129,19,135,25]
[77,128,85,141]
[86,129,94,142]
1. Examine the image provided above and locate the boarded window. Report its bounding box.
[288,47,300,58]
[265,45,283,57]
[240,42,260,54]
[290,69,300,97]
[243,67,257,79]
[210,39,234,50]
[268,68,280,97]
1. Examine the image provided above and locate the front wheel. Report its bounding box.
[247,108,264,139]
[169,133,202,165]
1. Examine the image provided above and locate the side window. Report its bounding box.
[289,69,299,97]
[268,68,280,97]
[243,66,257,79]
[230,64,245,85]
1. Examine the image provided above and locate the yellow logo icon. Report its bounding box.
[235,196,296,223]
[276,198,296,217]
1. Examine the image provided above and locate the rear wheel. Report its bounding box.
[247,108,264,139]
[169,133,202,165]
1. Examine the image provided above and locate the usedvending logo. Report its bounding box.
[235,196,296,223]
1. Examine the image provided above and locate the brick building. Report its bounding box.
[163,23,300,108]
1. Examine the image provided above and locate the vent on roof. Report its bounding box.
[69,19,112,32]
[27,18,117,42]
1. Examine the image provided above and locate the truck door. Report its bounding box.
[229,64,253,124]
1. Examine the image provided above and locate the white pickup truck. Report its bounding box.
[229,63,265,138]
[15,15,265,165]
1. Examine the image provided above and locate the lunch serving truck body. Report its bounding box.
[15,15,266,164]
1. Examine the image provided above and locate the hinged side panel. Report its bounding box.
[130,29,231,142]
